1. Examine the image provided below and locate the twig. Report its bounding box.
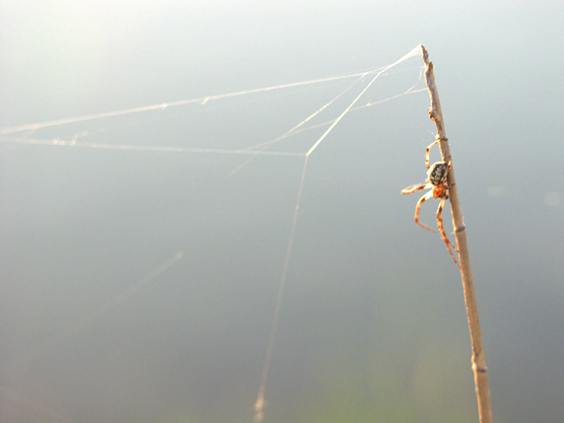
[420,45,493,423]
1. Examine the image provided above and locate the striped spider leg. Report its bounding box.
[401,142,461,269]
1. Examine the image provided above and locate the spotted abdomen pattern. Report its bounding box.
[427,162,449,186]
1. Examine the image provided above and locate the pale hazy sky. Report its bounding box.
[1,2,563,423]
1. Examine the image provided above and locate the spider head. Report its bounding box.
[427,161,450,186]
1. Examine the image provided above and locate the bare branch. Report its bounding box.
[420,45,493,423]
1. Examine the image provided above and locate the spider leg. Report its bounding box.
[413,190,436,232]
[436,196,461,269]
[401,182,430,195]
[425,140,440,169]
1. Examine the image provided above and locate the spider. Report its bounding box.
[401,140,461,269]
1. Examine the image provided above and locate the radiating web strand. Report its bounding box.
[0,84,425,158]
[8,252,184,371]
[254,156,309,422]
[225,74,367,178]
[306,45,422,157]
[233,85,426,159]
[228,73,424,178]
[0,137,306,157]
[253,45,422,422]
[0,69,385,136]
[0,59,423,160]
[244,74,367,152]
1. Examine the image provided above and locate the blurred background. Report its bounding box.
[1,1,563,422]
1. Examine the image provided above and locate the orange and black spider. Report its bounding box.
[401,140,461,269]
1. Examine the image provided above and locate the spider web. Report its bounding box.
[1,46,427,423]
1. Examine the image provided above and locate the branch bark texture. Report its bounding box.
[421,45,493,423]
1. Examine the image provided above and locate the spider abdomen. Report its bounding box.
[428,162,450,186]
